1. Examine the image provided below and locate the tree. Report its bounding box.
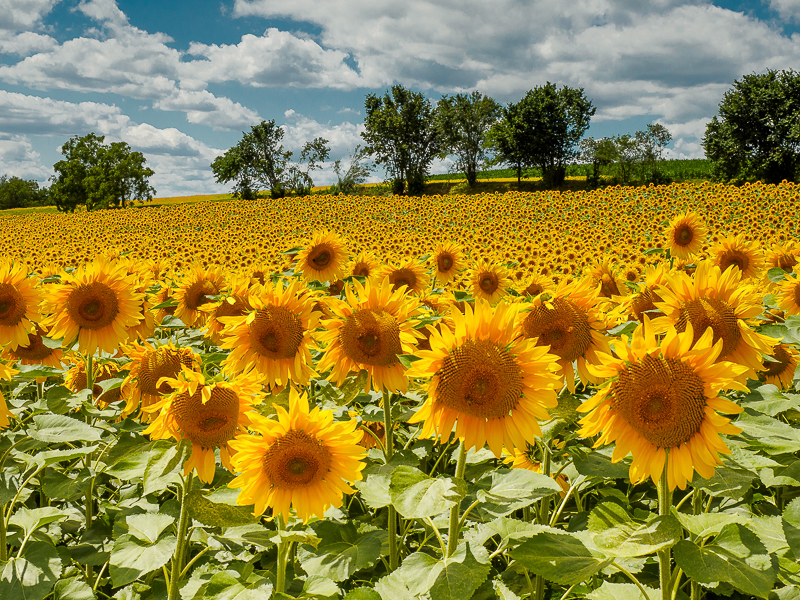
[212,120,329,199]
[636,123,672,182]
[50,133,156,212]
[361,85,440,195]
[435,91,501,187]
[579,137,617,187]
[329,145,373,195]
[486,100,534,184]
[703,69,800,184]
[0,176,49,210]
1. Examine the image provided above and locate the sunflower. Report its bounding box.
[623,263,669,323]
[202,277,253,345]
[317,277,421,394]
[0,362,18,429]
[295,231,348,283]
[588,258,624,298]
[0,261,42,350]
[652,261,777,378]
[765,241,800,275]
[143,368,264,484]
[432,242,465,285]
[578,319,749,491]
[761,344,799,390]
[520,276,612,393]
[377,258,431,295]
[347,251,380,284]
[228,388,367,522]
[1,324,63,369]
[120,340,200,421]
[220,278,321,390]
[519,273,553,298]
[468,260,512,304]
[407,300,560,457]
[173,265,225,328]
[64,359,123,409]
[42,258,143,355]
[777,267,800,316]
[664,212,708,261]
[709,234,764,280]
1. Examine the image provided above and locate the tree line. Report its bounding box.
[2,68,798,211]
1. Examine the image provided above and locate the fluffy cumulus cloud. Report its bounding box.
[0,135,50,180]
[0,0,60,31]
[153,90,261,130]
[767,0,800,21]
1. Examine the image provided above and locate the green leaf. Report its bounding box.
[126,513,175,544]
[54,577,96,600]
[691,463,758,499]
[29,414,102,443]
[673,523,776,599]
[187,569,274,600]
[142,439,191,495]
[676,512,748,539]
[587,501,631,532]
[159,315,187,328]
[574,450,631,479]
[299,575,339,599]
[474,468,561,518]
[740,384,796,416]
[593,514,683,558]
[110,533,177,587]
[12,364,63,379]
[396,354,422,369]
[354,472,391,509]
[587,582,657,600]
[737,409,800,442]
[510,531,611,585]
[42,468,93,500]
[0,541,62,600]
[389,466,467,519]
[492,580,523,600]
[34,446,99,467]
[0,473,19,506]
[297,521,385,582]
[9,507,70,539]
[761,461,800,488]
[783,498,800,560]
[465,517,550,551]
[342,588,381,600]
[185,490,258,527]
[768,267,788,283]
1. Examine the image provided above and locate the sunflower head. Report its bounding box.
[378,258,431,295]
[519,273,553,298]
[432,242,465,285]
[1,323,63,369]
[295,231,348,283]
[0,261,42,350]
[710,234,764,280]
[64,359,123,408]
[665,212,708,261]
[468,259,512,304]
[588,258,624,298]
[173,264,226,328]
[761,343,799,390]
[777,267,800,316]
[348,251,380,284]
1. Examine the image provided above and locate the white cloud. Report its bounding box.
[0,90,131,135]
[152,90,262,130]
[0,0,60,32]
[77,0,129,28]
[767,0,800,22]
[281,111,365,158]
[0,134,50,179]
[0,31,57,55]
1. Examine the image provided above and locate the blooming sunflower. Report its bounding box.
[64,359,123,409]
[317,277,421,393]
[347,251,380,284]
[578,319,749,491]
[220,278,321,390]
[623,263,669,323]
[664,212,708,261]
[378,258,431,295]
[0,362,18,429]
[1,324,63,369]
[519,273,553,298]
[588,258,624,298]
[228,388,367,522]
[407,300,560,457]
[143,368,264,484]
[761,343,799,390]
[468,260,512,304]
[520,276,612,393]
[42,258,143,355]
[765,241,799,275]
[295,231,348,283]
[120,340,200,421]
[709,234,764,280]
[777,267,800,316]
[0,261,42,350]
[173,264,225,328]
[432,242,465,285]
[652,261,777,379]
[202,277,253,346]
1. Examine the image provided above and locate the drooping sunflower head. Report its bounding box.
[766,241,800,276]
[578,319,750,491]
[201,276,254,345]
[468,259,512,304]
[625,263,670,323]
[64,358,124,409]
[143,368,264,483]
[432,241,465,285]
[761,343,799,390]
[173,264,226,328]
[0,260,42,351]
[710,234,764,280]
[295,231,348,283]
[777,267,800,316]
[408,300,561,457]
[1,323,63,369]
[228,388,367,522]
[588,258,624,298]
[664,211,708,261]
[378,258,431,295]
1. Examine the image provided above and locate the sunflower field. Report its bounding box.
[1,180,800,600]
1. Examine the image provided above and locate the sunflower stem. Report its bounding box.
[168,472,193,600]
[533,443,552,600]
[382,391,399,572]
[0,503,7,562]
[690,488,703,600]
[446,441,467,557]
[657,455,672,600]
[276,514,290,595]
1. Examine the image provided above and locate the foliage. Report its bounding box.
[49,133,156,212]
[0,176,50,210]
[485,100,533,184]
[362,85,440,196]
[703,68,800,184]
[212,120,330,199]
[329,146,373,195]
[435,91,501,187]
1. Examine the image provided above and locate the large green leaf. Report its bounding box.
[783,498,800,560]
[676,512,747,539]
[691,463,758,499]
[740,384,796,416]
[510,531,611,585]
[9,507,70,539]
[593,514,683,558]
[42,468,93,500]
[574,450,631,479]
[342,588,381,600]
[0,473,18,506]
[33,446,99,467]
[110,533,177,587]
[465,517,550,550]
[185,490,258,527]
[126,513,175,544]
[673,523,776,599]
[587,582,657,600]
[186,569,274,600]
[29,414,102,443]
[0,541,62,600]
[297,521,385,582]
[473,468,561,518]
[389,466,467,519]
[761,461,800,488]
[142,439,191,495]
[54,578,96,600]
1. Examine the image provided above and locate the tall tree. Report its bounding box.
[361,85,440,195]
[703,69,800,184]
[486,100,533,183]
[50,133,155,212]
[0,176,49,210]
[435,91,501,187]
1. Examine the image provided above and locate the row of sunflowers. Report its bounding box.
[0,183,799,600]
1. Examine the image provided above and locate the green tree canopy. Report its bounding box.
[50,133,156,212]
[485,100,533,183]
[0,176,50,210]
[212,120,329,199]
[362,85,440,195]
[435,91,501,187]
[703,69,800,184]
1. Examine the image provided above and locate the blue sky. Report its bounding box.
[1,0,798,196]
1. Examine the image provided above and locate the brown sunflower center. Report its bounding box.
[611,354,707,448]
[389,269,417,292]
[717,249,749,275]
[248,306,305,360]
[340,308,402,367]
[352,263,371,278]
[521,298,592,362]
[763,345,791,377]
[0,283,26,327]
[599,274,620,297]
[139,349,193,396]
[777,254,798,273]
[677,297,740,359]
[172,386,239,449]
[631,288,664,322]
[675,224,693,245]
[437,253,454,273]
[479,273,498,294]
[67,282,120,330]
[11,330,53,361]
[310,246,332,269]
[264,429,332,489]
[184,279,219,310]
[523,282,544,297]
[215,297,249,319]
[435,338,524,419]
[793,282,800,308]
